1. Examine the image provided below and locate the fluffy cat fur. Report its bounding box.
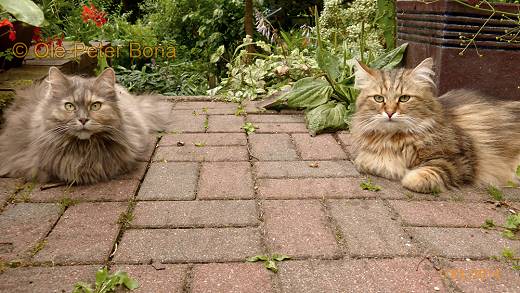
[0,67,170,184]
[351,58,520,193]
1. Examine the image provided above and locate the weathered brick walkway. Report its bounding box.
[1,99,519,292]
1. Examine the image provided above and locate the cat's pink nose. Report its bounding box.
[79,118,89,125]
[386,111,395,119]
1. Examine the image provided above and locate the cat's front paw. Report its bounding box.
[401,167,447,194]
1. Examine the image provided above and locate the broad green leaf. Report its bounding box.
[0,0,44,26]
[369,43,408,70]
[95,267,109,288]
[317,48,341,81]
[264,259,278,272]
[334,82,358,104]
[210,45,225,63]
[121,274,139,290]
[276,78,332,109]
[305,102,348,136]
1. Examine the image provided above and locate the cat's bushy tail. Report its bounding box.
[136,95,172,132]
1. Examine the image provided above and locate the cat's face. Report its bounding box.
[45,68,121,140]
[353,58,442,135]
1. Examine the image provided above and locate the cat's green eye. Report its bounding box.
[90,102,102,111]
[64,102,76,111]
[373,95,385,103]
[399,95,411,103]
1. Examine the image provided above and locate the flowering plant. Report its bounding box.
[81,3,107,28]
[0,18,15,41]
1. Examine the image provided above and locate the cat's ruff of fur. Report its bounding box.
[351,58,520,193]
[0,67,170,184]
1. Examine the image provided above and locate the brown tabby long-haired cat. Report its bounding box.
[351,58,520,193]
[0,67,170,184]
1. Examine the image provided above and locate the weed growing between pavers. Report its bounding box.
[487,185,505,201]
[500,248,520,270]
[482,214,520,240]
[360,178,381,192]
[58,197,78,212]
[118,200,136,229]
[31,239,47,256]
[7,182,35,203]
[72,267,138,293]
[235,105,246,116]
[246,254,291,273]
[241,122,257,135]
[194,142,206,147]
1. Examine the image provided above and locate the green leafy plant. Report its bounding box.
[360,178,382,192]
[241,122,257,135]
[246,254,291,273]
[481,219,496,229]
[72,267,138,293]
[503,214,520,240]
[266,7,407,135]
[500,247,520,270]
[487,185,504,201]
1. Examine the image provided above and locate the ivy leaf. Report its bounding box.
[305,102,348,136]
[369,43,408,70]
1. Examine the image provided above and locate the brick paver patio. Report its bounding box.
[1,99,519,292]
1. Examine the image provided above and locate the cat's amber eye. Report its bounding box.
[64,102,76,111]
[90,102,102,111]
[399,95,411,103]
[373,95,385,103]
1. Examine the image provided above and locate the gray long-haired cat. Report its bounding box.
[0,67,170,184]
[351,58,520,193]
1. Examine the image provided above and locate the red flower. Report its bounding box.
[0,18,16,41]
[32,27,42,42]
[81,3,107,28]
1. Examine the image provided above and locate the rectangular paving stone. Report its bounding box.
[257,177,404,199]
[0,203,61,260]
[0,265,98,293]
[405,227,520,258]
[336,131,354,146]
[207,115,245,133]
[112,264,187,293]
[278,258,444,293]
[278,259,374,292]
[442,260,520,292]
[154,146,248,162]
[191,263,274,293]
[262,200,340,258]
[166,113,206,133]
[247,114,304,123]
[174,101,236,110]
[159,133,247,146]
[29,179,139,202]
[138,162,198,200]
[198,162,254,199]
[254,161,359,178]
[254,122,308,133]
[390,201,507,227]
[328,200,416,257]
[114,228,262,263]
[33,202,126,264]
[248,133,298,161]
[363,258,446,292]
[131,200,258,228]
[291,133,347,160]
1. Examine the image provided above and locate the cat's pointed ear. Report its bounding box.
[94,67,116,97]
[354,60,377,89]
[48,67,71,97]
[410,57,435,88]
